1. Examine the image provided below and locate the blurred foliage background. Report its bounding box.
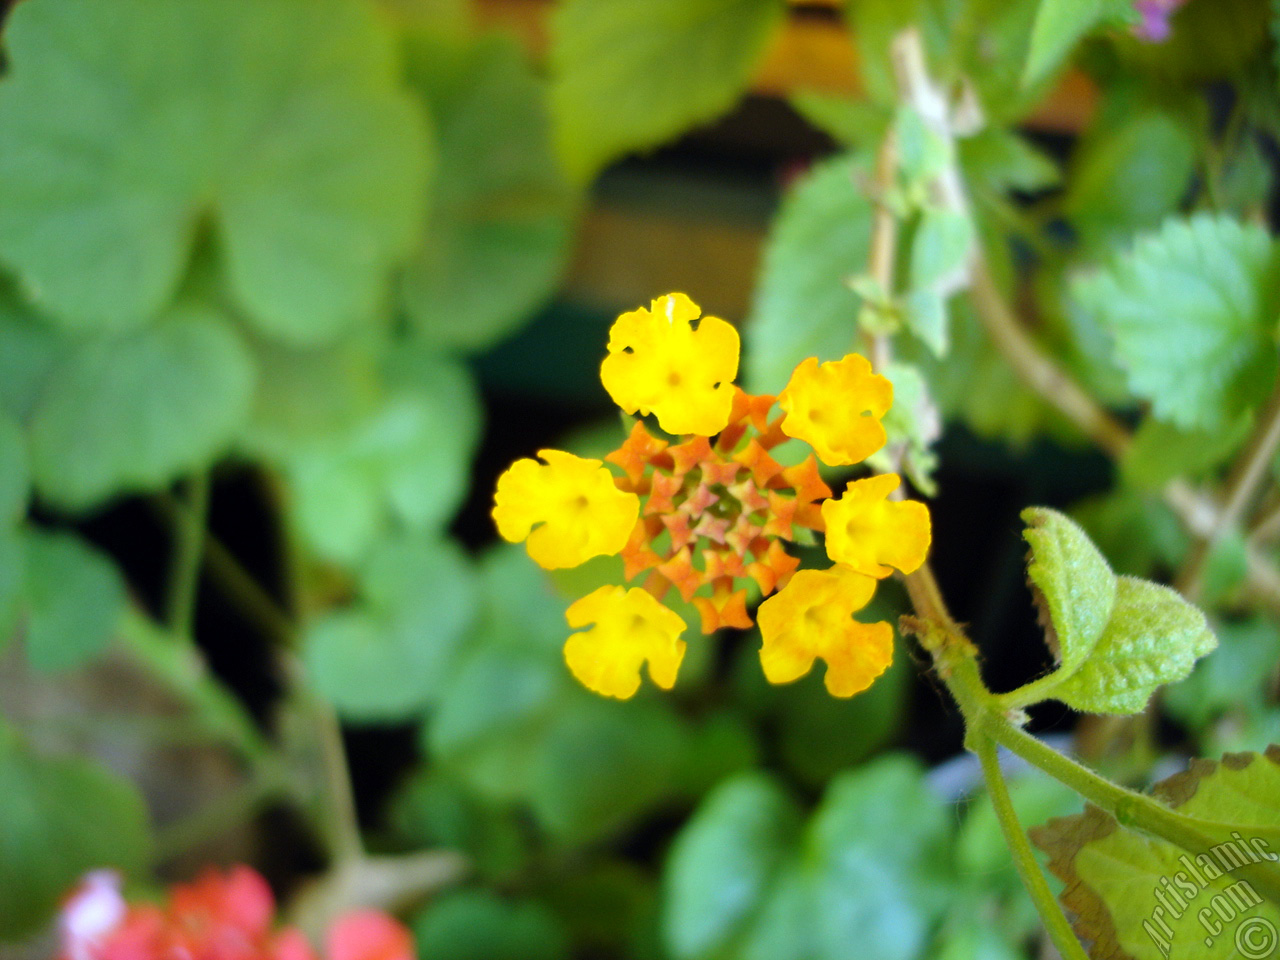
[1,0,1279,958]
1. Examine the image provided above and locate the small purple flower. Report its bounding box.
[1133,0,1190,43]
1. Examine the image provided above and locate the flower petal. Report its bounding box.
[778,354,892,466]
[756,567,891,697]
[492,449,639,569]
[821,474,931,577]
[564,585,687,699]
[600,293,739,436]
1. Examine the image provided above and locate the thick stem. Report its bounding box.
[972,733,1092,960]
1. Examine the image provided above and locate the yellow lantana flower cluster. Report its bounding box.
[492,294,931,700]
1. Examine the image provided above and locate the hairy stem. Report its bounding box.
[972,732,1092,960]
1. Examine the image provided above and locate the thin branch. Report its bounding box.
[1176,381,1280,598]
[165,474,210,638]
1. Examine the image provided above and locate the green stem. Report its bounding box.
[971,732,1091,960]
[166,474,210,638]
[152,763,289,864]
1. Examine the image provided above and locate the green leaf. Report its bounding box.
[1121,414,1253,491]
[402,31,576,353]
[958,127,1061,197]
[1051,576,1217,714]
[0,0,429,343]
[743,153,872,394]
[530,695,684,842]
[662,772,803,960]
[1063,110,1197,255]
[0,286,62,421]
[0,415,29,526]
[28,306,255,509]
[413,890,570,960]
[304,533,476,721]
[1072,490,1189,579]
[1074,214,1279,430]
[868,364,941,496]
[549,0,786,181]
[0,530,23,648]
[1021,507,1118,675]
[287,350,480,564]
[22,529,127,672]
[663,756,951,960]
[789,94,889,149]
[1166,617,1280,728]
[1023,0,1128,87]
[1033,748,1280,960]
[0,725,150,940]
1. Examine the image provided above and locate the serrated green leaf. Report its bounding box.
[1052,576,1217,714]
[28,306,255,509]
[662,772,803,960]
[1022,507,1118,675]
[1064,111,1197,255]
[549,0,786,181]
[288,351,480,564]
[402,31,576,353]
[0,726,150,939]
[1033,748,1280,960]
[743,153,872,394]
[1072,215,1278,430]
[304,533,476,721]
[0,415,29,526]
[413,890,570,960]
[22,529,127,672]
[0,0,429,343]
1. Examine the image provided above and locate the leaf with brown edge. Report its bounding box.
[1031,747,1280,960]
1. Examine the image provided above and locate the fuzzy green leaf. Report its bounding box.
[1051,576,1218,715]
[28,306,255,509]
[550,0,786,181]
[1072,215,1280,429]
[0,726,150,939]
[0,0,429,343]
[402,32,576,353]
[1022,507,1118,675]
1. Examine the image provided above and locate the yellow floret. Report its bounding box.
[563,585,688,699]
[778,354,892,466]
[492,449,639,569]
[600,293,739,437]
[757,567,893,697]
[821,473,931,578]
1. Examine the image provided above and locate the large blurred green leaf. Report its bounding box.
[402,31,576,353]
[743,153,872,395]
[1166,616,1280,728]
[0,289,62,421]
[662,772,803,960]
[413,890,570,960]
[0,531,23,648]
[549,0,786,181]
[663,756,952,960]
[305,532,477,721]
[0,0,429,343]
[0,725,150,940]
[21,529,128,672]
[286,350,480,564]
[0,416,29,527]
[27,305,255,509]
[1063,110,1197,255]
[1072,215,1280,430]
